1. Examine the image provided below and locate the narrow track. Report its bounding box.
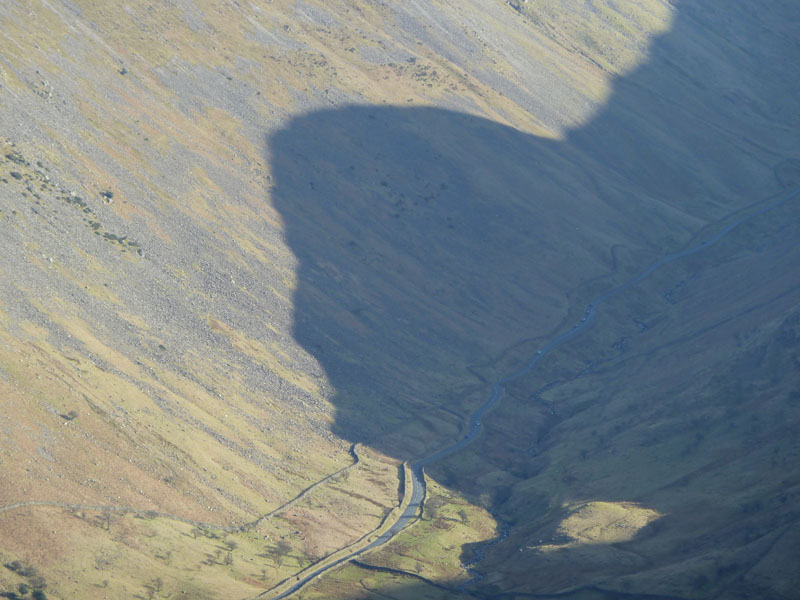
[0,444,362,535]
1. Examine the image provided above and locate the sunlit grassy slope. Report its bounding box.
[1,0,798,598]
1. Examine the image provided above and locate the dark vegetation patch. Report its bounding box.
[1,144,141,256]
[2,560,48,599]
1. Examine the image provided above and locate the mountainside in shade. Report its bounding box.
[0,1,798,599]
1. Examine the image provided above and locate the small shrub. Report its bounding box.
[5,152,27,165]
[4,561,37,578]
[28,575,46,590]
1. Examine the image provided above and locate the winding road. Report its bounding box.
[269,184,799,599]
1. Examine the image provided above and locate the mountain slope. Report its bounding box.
[0,1,798,599]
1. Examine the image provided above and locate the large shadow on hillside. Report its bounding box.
[267,0,800,596]
[269,0,799,460]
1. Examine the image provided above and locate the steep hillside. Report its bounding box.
[0,1,798,599]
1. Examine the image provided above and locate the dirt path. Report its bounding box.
[0,444,362,536]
